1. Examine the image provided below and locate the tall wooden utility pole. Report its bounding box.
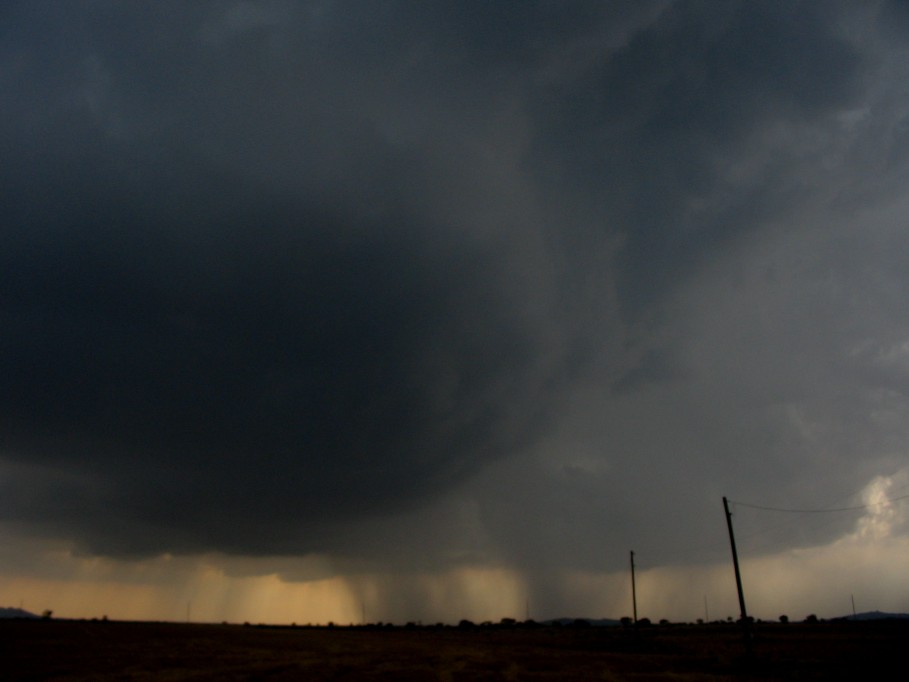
[630,550,638,624]
[723,496,752,655]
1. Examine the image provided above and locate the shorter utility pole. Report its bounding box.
[630,550,638,624]
[723,496,752,656]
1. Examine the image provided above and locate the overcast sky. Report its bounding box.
[4,0,909,624]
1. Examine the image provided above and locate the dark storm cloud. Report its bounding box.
[0,0,569,556]
[2,0,904,573]
[0,129,560,554]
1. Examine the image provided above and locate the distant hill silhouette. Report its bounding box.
[842,611,909,622]
[0,607,39,619]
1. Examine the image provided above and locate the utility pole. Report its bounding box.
[630,550,638,624]
[723,496,752,655]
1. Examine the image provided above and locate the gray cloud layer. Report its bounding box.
[3,1,909,575]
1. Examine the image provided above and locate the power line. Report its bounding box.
[728,492,909,514]
[624,487,909,570]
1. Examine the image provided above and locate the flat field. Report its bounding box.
[3,619,906,680]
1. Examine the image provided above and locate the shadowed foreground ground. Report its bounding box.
[3,619,906,680]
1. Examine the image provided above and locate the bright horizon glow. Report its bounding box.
[4,538,908,625]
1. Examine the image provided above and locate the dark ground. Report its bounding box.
[2,619,906,680]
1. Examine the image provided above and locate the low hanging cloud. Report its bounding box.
[3,0,909,598]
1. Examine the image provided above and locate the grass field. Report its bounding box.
[3,619,905,680]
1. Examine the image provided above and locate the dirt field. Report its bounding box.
[3,619,906,680]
